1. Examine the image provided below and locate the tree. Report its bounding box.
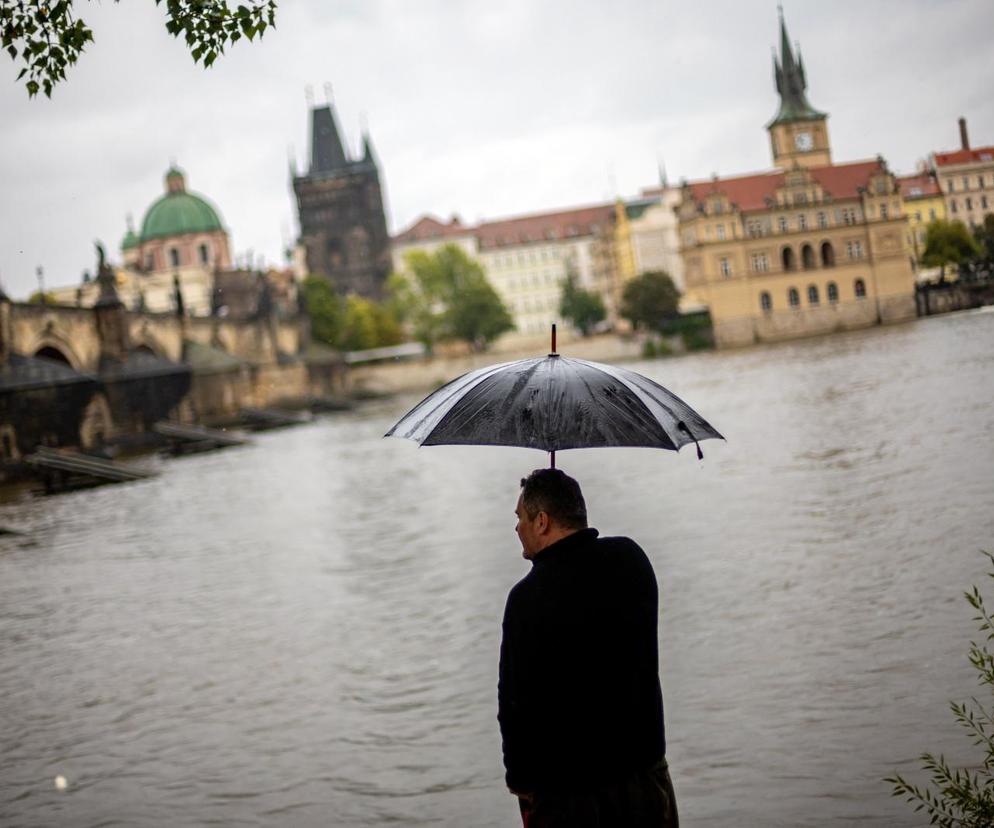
[886,552,994,827]
[620,270,681,333]
[27,289,56,304]
[922,219,982,277]
[300,276,343,348]
[559,272,606,336]
[973,215,994,264]
[390,245,514,352]
[1,0,277,98]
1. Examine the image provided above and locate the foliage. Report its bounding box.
[390,245,514,352]
[559,272,606,336]
[300,276,344,347]
[338,295,403,352]
[1,0,277,98]
[620,270,681,333]
[300,276,403,352]
[922,220,982,275]
[972,215,994,264]
[885,551,994,827]
[27,289,57,304]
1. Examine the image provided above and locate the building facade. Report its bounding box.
[392,204,619,341]
[932,118,994,229]
[896,171,945,268]
[674,11,916,348]
[292,103,391,298]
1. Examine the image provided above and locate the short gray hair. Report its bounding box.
[519,469,587,530]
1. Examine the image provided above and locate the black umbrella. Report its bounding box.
[386,325,722,467]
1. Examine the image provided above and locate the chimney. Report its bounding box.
[959,117,970,151]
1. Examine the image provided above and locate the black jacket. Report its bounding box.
[498,528,666,794]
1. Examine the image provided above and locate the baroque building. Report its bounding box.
[932,117,994,229]
[292,103,391,298]
[392,203,618,341]
[675,11,916,348]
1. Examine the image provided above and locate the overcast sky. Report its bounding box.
[1,0,992,297]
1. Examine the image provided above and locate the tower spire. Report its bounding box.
[767,8,825,129]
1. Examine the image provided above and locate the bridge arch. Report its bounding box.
[29,334,83,370]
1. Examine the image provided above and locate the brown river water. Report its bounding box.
[2,309,994,826]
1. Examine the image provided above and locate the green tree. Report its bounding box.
[922,219,982,277]
[559,272,606,336]
[390,245,513,351]
[886,552,994,827]
[620,270,681,333]
[1,0,277,98]
[27,289,56,304]
[339,295,379,352]
[300,275,343,348]
[973,215,994,264]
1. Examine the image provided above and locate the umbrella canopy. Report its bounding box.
[385,353,722,461]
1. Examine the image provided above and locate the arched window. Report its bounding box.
[169,248,180,268]
[199,243,210,264]
[788,287,800,307]
[807,284,820,305]
[854,278,867,298]
[827,282,839,303]
[760,291,772,312]
[782,246,796,271]
[801,243,816,270]
[820,241,835,267]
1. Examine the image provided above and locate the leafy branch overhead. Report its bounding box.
[1,0,277,98]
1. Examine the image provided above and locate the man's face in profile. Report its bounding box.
[514,494,541,560]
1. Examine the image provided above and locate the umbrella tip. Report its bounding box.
[551,323,557,355]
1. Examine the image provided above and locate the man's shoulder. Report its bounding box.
[595,534,649,558]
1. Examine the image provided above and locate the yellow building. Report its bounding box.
[675,11,917,348]
[896,172,945,268]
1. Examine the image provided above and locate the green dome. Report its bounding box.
[122,228,139,250]
[140,191,224,241]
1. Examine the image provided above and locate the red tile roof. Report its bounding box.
[681,159,884,212]
[933,146,994,166]
[394,203,615,249]
[393,215,473,244]
[896,173,941,199]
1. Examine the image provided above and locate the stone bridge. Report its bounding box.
[7,301,305,371]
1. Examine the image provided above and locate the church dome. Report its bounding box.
[139,167,225,242]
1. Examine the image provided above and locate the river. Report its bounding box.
[2,309,994,826]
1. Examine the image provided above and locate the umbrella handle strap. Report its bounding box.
[678,421,704,460]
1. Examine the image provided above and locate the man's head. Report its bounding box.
[514,468,588,559]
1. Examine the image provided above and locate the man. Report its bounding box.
[498,468,678,827]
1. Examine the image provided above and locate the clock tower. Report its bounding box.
[767,9,831,169]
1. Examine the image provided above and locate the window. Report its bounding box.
[198,243,210,264]
[966,197,973,211]
[951,200,958,213]
[751,252,769,272]
[801,243,816,270]
[817,212,827,229]
[145,253,155,270]
[929,208,936,220]
[948,179,955,192]
[854,278,866,298]
[880,204,888,219]
[746,220,764,238]
[827,282,839,303]
[781,246,796,271]
[983,196,989,210]
[169,248,180,267]
[719,257,732,278]
[807,284,820,305]
[981,175,987,190]
[841,208,857,225]
[846,240,863,260]
[794,192,808,206]
[760,291,772,312]
[716,224,726,240]
[798,214,808,230]
[821,241,835,267]
[915,211,922,222]
[778,216,788,233]
[788,287,800,307]
[963,176,970,190]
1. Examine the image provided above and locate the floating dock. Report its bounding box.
[25,446,156,493]
[153,422,251,455]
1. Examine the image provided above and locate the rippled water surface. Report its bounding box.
[3,311,994,826]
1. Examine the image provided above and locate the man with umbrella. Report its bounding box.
[498,467,679,827]
[387,326,718,825]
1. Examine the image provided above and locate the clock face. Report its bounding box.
[795,131,814,151]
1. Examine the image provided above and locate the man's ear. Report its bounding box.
[537,511,550,534]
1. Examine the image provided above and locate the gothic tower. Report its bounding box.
[292,102,390,298]
[767,9,831,169]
